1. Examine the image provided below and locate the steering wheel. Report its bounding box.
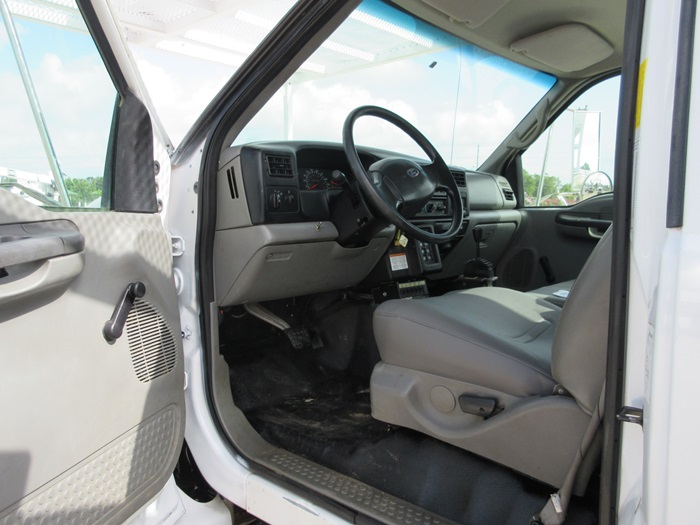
[342,106,464,244]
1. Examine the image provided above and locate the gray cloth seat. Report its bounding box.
[370,229,612,489]
[528,279,576,307]
[374,287,561,397]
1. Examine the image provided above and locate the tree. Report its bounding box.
[523,168,561,201]
[560,183,573,193]
[64,177,103,207]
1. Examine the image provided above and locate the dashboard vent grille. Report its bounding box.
[498,180,515,201]
[451,171,467,187]
[226,167,239,199]
[266,155,294,177]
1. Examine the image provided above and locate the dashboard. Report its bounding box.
[213,141,517,306]
[299,168,347,191]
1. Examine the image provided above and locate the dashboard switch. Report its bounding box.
[270,190,282,209]
[267,186,299,213]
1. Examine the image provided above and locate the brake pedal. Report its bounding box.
[244,303,310,349]
[284,326,311,350]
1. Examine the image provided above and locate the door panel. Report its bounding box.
[498,193,613,290]
[0,192,184,524]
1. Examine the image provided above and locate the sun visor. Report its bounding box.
[510,24,614,73]
[420,0,511,28]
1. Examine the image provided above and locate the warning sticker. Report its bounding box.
[390,253,409,271]
[636,58,648,129]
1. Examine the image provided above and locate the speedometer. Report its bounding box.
[301,169,328,190]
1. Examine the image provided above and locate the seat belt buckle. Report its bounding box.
[530,493,566,525]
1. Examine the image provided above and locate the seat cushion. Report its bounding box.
[373,287,561,397]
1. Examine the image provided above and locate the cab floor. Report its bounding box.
[223,332,599,525]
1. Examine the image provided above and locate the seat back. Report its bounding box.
[551,228,613,415]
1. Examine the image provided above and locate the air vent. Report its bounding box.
[451,170,466,187]
[265,154,294,177]
[498,179,515,201]
[126,300,177,383]
[227,167,239,199]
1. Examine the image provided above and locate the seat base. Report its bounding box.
[370,362,594,490]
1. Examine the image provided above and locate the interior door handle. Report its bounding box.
[0,221,84,268]
[555,213,612,230]
[0,221,85,308]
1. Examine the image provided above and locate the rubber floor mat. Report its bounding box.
[225,341,598,525]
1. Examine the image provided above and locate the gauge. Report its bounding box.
[301,169,328,190]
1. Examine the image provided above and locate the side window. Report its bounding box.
[521,75,620,207]
[0,1,117,209]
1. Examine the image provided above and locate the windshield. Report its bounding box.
[235,0,556,169]
[116,0,301,147]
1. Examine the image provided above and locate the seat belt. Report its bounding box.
[530,383,606,525]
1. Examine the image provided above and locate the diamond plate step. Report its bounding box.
[259,451,459,525]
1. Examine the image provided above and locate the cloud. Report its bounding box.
[0,48,116,179]
[232,52,528,170]
[0,74,51,175]
[432,100,518,168]
[292,82,423,155]
[131,47,233,146]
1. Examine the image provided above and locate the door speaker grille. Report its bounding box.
[126,300,177,382]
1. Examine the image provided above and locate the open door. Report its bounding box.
[0,1,184,523]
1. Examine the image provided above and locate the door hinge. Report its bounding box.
[616,406,643,426]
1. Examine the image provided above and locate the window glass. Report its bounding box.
[0,0,116,208]
[115,0,300,147]
[234,0,556,169]
[521,75,620,207]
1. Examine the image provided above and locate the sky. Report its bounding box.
[1,0,618,190]
[522,76,620,184]
[122,0,556,171]
[0,16,115,180]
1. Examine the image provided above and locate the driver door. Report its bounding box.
[0,1,184,523]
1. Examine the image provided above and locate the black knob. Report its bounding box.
[270,192,281,209]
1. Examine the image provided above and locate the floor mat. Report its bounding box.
[226,341,598,525]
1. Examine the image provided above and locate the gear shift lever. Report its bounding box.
[462,227,496,286]
[473,227,483,259]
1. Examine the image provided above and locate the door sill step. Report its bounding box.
[258,450,459,525]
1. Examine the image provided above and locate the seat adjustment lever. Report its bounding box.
[458,394,497,418]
